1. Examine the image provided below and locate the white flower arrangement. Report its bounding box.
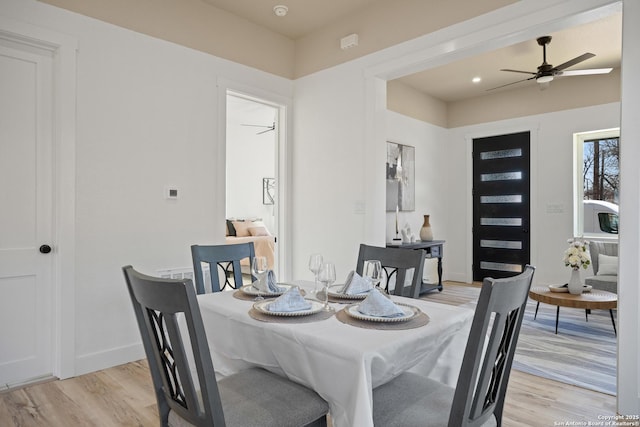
[563,238,590,270]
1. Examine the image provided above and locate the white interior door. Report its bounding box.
[0,41,55,386]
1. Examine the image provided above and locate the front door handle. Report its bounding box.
[39,244,52,254]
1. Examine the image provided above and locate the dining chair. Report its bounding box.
[355,244,426,298]
[191,243,255,294]
[123,265,329,427]
[372,265,535,427]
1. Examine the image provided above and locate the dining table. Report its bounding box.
[196,280,475,427]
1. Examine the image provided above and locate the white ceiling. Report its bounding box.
[202,0,622,102]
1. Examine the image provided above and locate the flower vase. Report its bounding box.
[419,215,434,241]
[567,268,583,295]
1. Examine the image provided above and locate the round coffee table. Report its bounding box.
[528,286,617,335]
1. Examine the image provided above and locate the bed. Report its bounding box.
[225,219,276,271]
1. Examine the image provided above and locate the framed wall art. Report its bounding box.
[386,142,415,211]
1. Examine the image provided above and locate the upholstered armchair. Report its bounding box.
[584,241,618,293]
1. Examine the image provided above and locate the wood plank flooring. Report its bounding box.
[0,282,617,427]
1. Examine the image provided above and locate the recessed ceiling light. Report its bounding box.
[273,5,288,17]
[472,76,482,84]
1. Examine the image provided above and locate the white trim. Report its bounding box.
[0,16,78,380]
[75,344,145,377]
[617,0,640,415]
[217,78,294,280]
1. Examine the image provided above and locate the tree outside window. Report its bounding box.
[583,137,619,203]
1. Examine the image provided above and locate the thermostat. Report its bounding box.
[165,186,179,199]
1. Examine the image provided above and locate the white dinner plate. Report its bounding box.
[253,299,324,317]
[344,303,420,323]
[548,284,592,293]
[240,283,292,297]
[327,284,371,300]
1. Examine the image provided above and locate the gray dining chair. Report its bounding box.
[372,265,535,427]
[191,243,255,294]
[123,265,329,427]
[356,244,426,298]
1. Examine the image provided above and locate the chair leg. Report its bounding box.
[555,306,560,334]
[534,302,540,320]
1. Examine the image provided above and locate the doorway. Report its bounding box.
[225,92,281,273]
[472,131,531,281]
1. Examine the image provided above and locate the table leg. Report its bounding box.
[555,306,560,334]
[610,309,617,336]
[534,302,540,320]
[436,256,443,291]
[585,309,588,322]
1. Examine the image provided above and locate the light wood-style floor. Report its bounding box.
[0,282,617,427]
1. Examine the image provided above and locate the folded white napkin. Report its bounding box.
[268,287,312,312]
[253,270,284,293]
[357,289,405,318]
[341,271,374,295]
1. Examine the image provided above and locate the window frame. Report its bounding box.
[573,128,620,240]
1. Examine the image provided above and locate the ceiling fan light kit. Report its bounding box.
[273,5,288,17]
[488,35,611,91]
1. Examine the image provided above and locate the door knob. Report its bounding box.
[39,244,52,254]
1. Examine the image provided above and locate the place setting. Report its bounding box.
[329,260,429,330]
[249,285,335,323]
[233,256,306,301]
[335,287,429,330]
[247,256,335,323]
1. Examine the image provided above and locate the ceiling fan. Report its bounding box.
[241,121,276,135]
[488,36,612,91]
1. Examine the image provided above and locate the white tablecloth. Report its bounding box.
[197,283,474,427]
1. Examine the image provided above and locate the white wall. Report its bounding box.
[1,0,293,375]
[292,65,368,281]
[384,101,621,286]
[446,103,620,284]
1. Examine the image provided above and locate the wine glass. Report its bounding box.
[363,260,384,293]
[251,256,268,301]
[308,253,323,296]
[318,262,336,312]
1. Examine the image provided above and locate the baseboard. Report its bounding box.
[74,342,145,377]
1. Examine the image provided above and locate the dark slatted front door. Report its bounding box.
[473,131,530,281]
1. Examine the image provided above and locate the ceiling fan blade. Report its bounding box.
[554,52,595,71]
[500,68,537,75]
[486,76,536,91]
[241,123,273,128]
[558,68,613,76]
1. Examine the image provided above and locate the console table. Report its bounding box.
[386,240,445,293]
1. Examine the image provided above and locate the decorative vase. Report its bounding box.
[419,215,434,241]
[567,268,583,295]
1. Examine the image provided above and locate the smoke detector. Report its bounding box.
[273,5,288,17]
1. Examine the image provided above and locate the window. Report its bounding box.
[574,129,619,238]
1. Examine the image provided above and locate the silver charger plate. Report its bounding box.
[327,284,371,300]
[253,299,324,317]
[240,283,292,297]
[344,302,421,323]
